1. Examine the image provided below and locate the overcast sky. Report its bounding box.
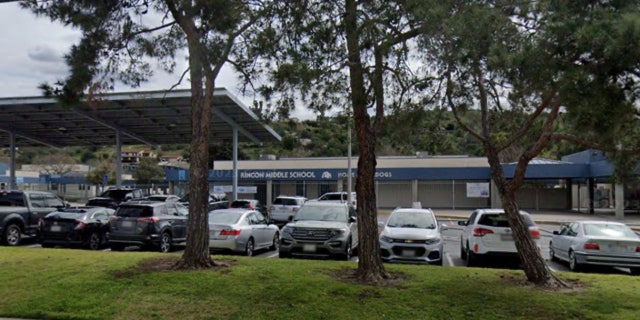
[0,2,313,119]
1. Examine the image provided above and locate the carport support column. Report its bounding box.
[115,130,122,187]
[615,183,625,219]
[9,132,16,190]
[232,126,238,201]
[588,178,595,215]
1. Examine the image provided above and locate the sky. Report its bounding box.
[0,2,313,120]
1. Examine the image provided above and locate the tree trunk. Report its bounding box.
[173,37,216,269]
[486,149,564,287]
[345,0,388,283]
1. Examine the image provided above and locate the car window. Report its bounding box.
[209,211,243,224]
[116,206,153,218]
[254,211,267,224]
[176,203,189,216]
[583,223,637,238]
[29,193,46,208]
[156,205,169,216]
[44,194,64,208]
[558,225,571,235]
[167,204,179,216]
[568,223,579,236]
[477,212,535,227]
[0,193,25,207]
[466,211,478,226]
[320,194,343,201]
[93,211,108,221]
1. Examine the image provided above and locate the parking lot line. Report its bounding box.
[445,252,454,267]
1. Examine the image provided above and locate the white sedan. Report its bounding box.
[549,221,640,274]
[208,208,280,256]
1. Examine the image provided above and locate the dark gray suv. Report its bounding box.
[108,201,188,252]
[278,201,358,260]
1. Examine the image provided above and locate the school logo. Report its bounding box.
[321,171,332,179]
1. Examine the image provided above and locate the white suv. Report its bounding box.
[269,196,307,227]
[317,191,356,209]
[458,209,540,267]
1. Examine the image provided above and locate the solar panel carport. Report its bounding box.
[0,88,281,198]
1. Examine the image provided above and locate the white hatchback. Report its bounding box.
[458,209,540,267]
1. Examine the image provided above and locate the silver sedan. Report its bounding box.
[208,208,280,256]
[550,220,640,274]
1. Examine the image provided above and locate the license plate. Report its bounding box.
[121,221,133,228]
[303,244,316,252]
[500,234,513,241]
[50,225,61,232]
[401,249,414,257]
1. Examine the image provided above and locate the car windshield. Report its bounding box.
[294,205,347,222]
[273,198,299,206]
[583,223,638,238]
[209,211,243,224]
[386,211,436,229]
[477,213,535,227]
[116,206,153,218]
[100,190,130,201]
[230,201,253,208]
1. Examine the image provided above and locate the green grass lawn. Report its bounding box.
[1,248,639,320]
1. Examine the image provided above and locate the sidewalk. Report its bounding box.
[430,209,640,231]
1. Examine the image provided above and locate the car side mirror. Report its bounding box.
[457,220,467,226]
[377,221,385,229]
[440,223,448,231]
[349,216,356,223]
[553,231,559,235]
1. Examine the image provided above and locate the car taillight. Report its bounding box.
[584,243,600,250]
[74,220,87,230]
[530,229,540,239]
[137,217,159,223]
[636,246,640,253]
[220,229,241,236]
[472,228,494,237]
[110,216,120,221]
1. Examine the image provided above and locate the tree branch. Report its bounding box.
[496,91,557,152]
[446,73,485,143]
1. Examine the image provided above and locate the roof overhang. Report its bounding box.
[0,88,281,148]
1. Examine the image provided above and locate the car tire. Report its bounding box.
[460,239,467,260]
[3,223,22,246]
[338,238,352,261]
[110,244,125,251]
[569,250,581,272]
[87,232,101,250]
[549,243,558,262]
[269,233,279,251]
[245,238,255,257]
[465,244,476,267]
[159,232,172,253]
[630,267,640,276]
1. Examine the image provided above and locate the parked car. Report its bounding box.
[145,194,181,202]
[549,221,640,274]
[458,209,540,267]
[86,187,145,209]
[39,207,115,250]
[378,208,443,265]
[108,201,189,252]
[229,199,267,216]
[179,192,229,211]
[279,201,358,260]
[317,191,357,209]
[269,195,307,227]
[208,208,280,256]
[0,190,68,246]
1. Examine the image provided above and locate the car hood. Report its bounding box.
[288,220,349,229]
[382,227,440,240]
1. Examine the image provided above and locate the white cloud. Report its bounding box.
[0,2,315,120]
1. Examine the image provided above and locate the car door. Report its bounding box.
[554,223,578,261]
[249,211,270,248]
[460,210,478,249]
[166,203,187,241]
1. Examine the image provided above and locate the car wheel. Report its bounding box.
[3,223,21,246]
[569,250,581,272]
[269,233,279,251]
[159,232,172,253]
[338,238,353,261]
[460,239,467,260]
[549,243,558,262]
[110,244,125,251]
[630,267,640,276]
[465,243,476,267]
[245,238,255,257]
[87,232,101,250]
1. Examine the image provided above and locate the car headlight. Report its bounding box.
[424,237,441,245]
[281,226,293,234]
[330,228,347,237]
[379,235,393,243]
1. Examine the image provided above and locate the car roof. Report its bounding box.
[209,208,254,214]
[391,208,434,214]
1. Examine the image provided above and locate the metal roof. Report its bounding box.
[0,88,281,148]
